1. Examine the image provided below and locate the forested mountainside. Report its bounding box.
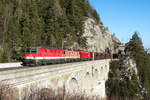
[0,0,101,62]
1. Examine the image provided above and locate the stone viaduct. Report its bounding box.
[0,59,111,99]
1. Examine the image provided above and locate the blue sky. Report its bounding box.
[89,0,150,48]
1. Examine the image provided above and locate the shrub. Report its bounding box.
[0,82,18,100]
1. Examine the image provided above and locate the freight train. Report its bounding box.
[22,47,113,66]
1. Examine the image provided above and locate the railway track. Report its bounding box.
[0,61,83,73]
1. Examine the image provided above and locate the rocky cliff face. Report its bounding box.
[122,57,138,79]
[84,18,121,53]
[146,48,150,55]
[121,57,147,99]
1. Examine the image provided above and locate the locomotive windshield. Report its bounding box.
[26,48,30,53]
[25,48,38,53]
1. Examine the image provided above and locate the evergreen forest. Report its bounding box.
[0,0,100,62]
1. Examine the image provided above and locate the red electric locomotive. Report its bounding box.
[23,47,64,66]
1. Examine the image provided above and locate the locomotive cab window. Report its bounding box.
[31,48,38,53]
[63,51,66,54]
[26,48,30,53]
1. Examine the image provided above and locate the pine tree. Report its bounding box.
[125,32,150,98]
[59,8,72,49]
[20,12,32,50]
[0,1,6,45]
[0,1,3,44]
[6,18,22,60]
[125,32,144,55]
[44,0,57,47]
[0,45,9,63]
[29,0,44,46]
[92,9,100,23]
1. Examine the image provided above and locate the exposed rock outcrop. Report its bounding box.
[84,18,121,53]
[122,57,147,99]
[122,57,138,75]
[146,48,150,55]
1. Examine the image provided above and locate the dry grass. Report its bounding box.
[0,82,136,100]
[25,88,103,100]
[0,81,18,100]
